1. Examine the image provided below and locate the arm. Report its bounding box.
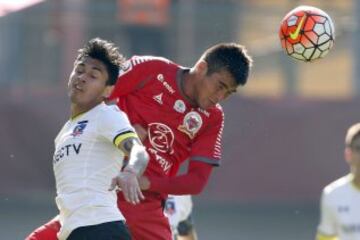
[140,160,213,195]
[316,190,337,240]
[132,124,214,195]
[109,136,149,204]
[119,137,149,176]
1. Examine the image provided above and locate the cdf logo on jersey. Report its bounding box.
[178,111,202,139]
[148,123,174,154]
[71,120,88,137]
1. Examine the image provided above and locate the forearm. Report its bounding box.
[148,161,213,195]
[111,140,148,204]
[125,143,149,176]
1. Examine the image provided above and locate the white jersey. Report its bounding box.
[53,102,135,240]
[164,195,193,237]
[317,174,360,240]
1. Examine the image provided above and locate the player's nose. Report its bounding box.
[77,73,88,83]
[214,91,226,102]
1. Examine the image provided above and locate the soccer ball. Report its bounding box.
[279,5,335,62]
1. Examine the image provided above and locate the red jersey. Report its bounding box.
[109,56,224,178]
[25,56,222,240]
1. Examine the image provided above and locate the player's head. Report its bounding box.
[345,123,360,175]
[201,43,252,86]
[190,43,252,109]
[68,38,125,107]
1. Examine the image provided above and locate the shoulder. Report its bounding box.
[130,55,174,66]
[120,55,176,75]
[97,103,128,122]
[201,104,224,123]
[323,175,352,199]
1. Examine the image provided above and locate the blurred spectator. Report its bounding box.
[117,0,170,55]
[316,123,360,240]
[164,195,198,240]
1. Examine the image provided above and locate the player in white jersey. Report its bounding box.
[316,123,360,240]
[164,195,198,240]
[36,38,149,240]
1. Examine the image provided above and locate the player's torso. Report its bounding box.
[53,104,126,239]
[119,65,215,176]
[329,181,360,239]
[53,105,123,194]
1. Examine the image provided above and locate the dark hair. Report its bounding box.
[76,38,125,85]
[201,43,253,86]
[346,123,360,152]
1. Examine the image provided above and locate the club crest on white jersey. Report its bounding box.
[71,120,88,137]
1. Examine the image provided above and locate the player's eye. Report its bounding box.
[224,91,233,98]
[91,71,101,79]
[217,82,224,91]
[75,66,85,74]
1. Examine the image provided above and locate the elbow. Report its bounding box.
[190,189,202,195]
[189,176,208,195]
[191,184,206,195]
[186,163,212,195]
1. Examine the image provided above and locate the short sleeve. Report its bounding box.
[317,190,337,236]
[98,105,136,144]
[109,56,169,99]
[190,110,224,166]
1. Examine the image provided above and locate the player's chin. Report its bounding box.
[200,101,215,110]
[69,92,87,105]
[69,91,79,101]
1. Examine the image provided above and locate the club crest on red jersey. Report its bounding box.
[178,111,202,139]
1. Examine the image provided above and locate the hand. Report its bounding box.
[138,175,150,190]
[109,168,145,204]
[133,124,148,142]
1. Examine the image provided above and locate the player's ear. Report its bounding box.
[103,85,114,99]
[344,147,352,164]
[194,60,208,76]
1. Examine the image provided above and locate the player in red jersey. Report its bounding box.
[26,43,252,240]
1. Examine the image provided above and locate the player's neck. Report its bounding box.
[353,173,360,190]
[70,102,100,120]
[177,69,197,107]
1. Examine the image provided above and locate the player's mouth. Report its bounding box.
[73,83,84,92]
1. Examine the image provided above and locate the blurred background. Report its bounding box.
[0,0,359,239]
